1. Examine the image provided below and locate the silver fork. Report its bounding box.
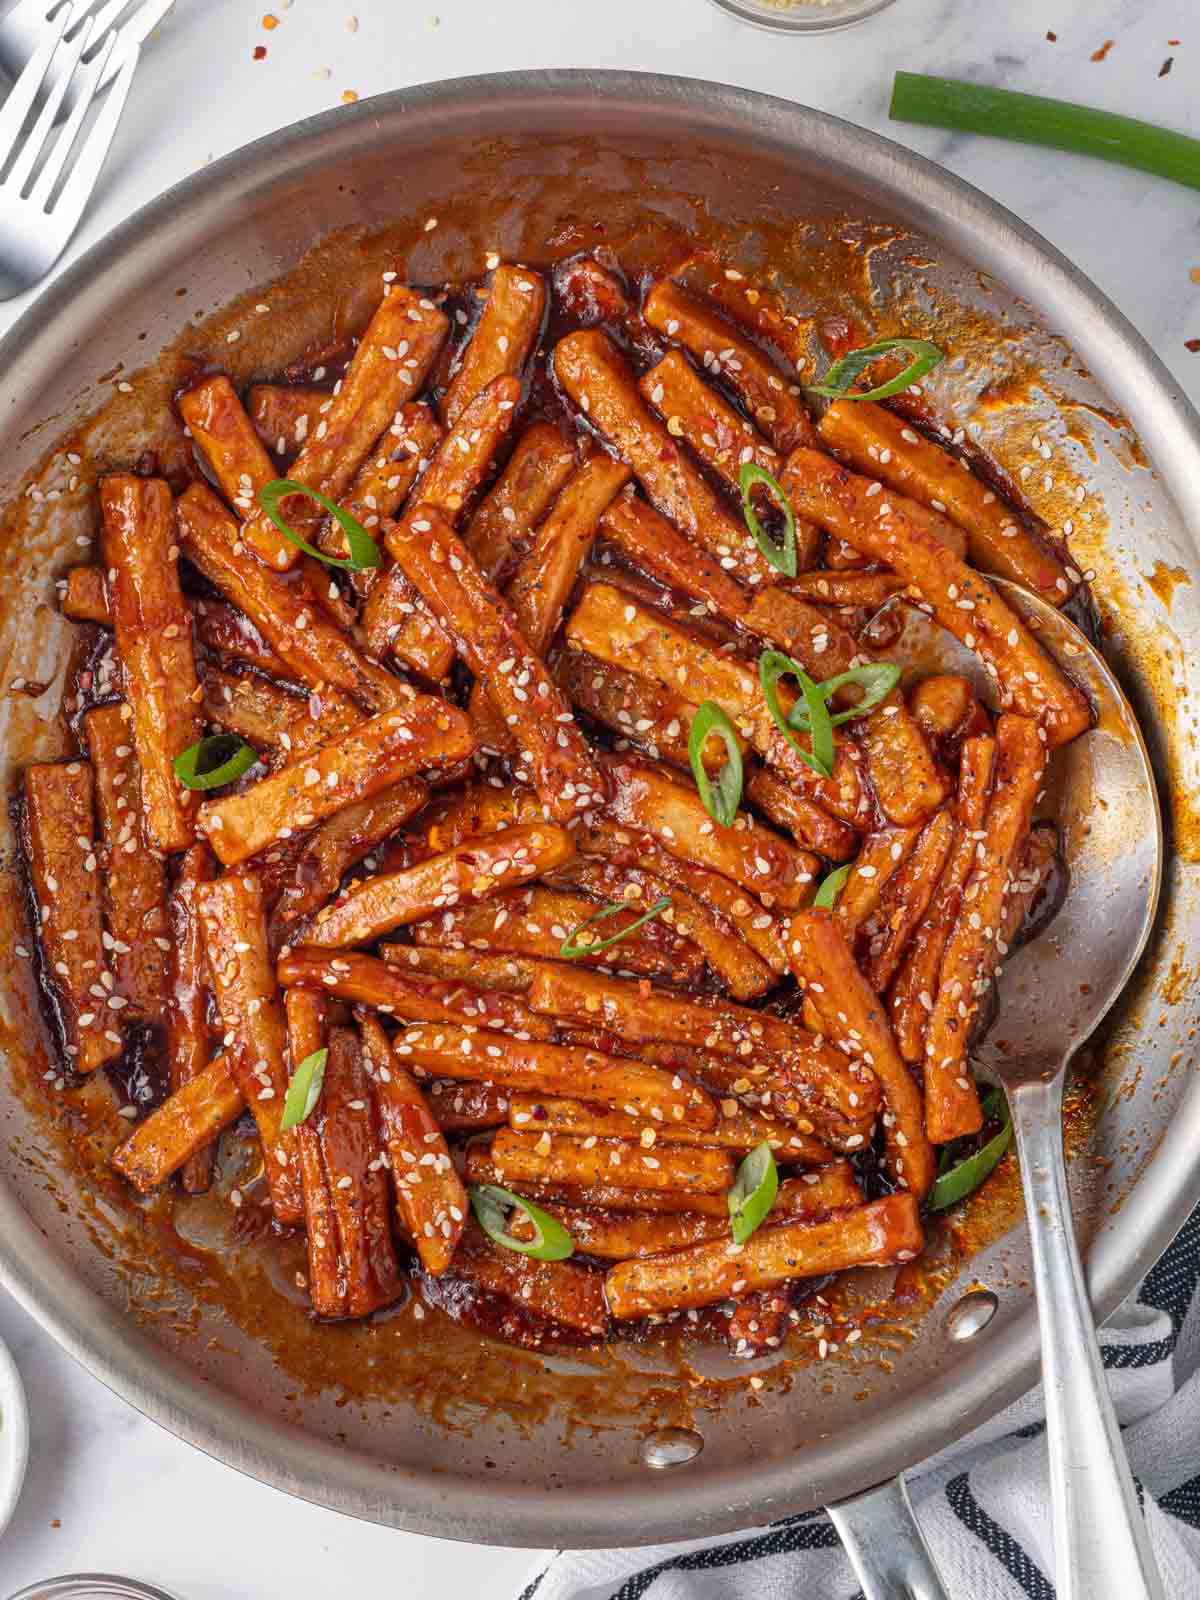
[0,1,140,297]
[0,0,172,110]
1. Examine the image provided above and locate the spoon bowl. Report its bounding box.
[968,576,1165,1600]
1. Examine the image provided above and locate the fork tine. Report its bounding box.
[0,1,74,163]
[41,27,134,221]
[30,23,115,206]
[6,14,93,193]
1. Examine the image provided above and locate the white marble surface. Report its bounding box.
[0,0,1196,1593]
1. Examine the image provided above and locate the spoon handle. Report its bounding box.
[1009,1074,1165,1600]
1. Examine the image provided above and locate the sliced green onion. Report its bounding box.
[739,461,797,577]
[257,479,383,572]
[469,1183,575,1261]
[280,1047,328,1132]
[788,662,902,731]
[688,701,744,828]
[808,337,944,403]
[929,1087,1014,1212]
[173,734,259,791]
[813,863,852,910]
[559,895,672,960]
[891,71,1200,196]
[728,1141,779,1247]
[759,650,835,779]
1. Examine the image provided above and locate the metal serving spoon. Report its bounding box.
[828,578,1164,1600]
[971,577,1165,1600]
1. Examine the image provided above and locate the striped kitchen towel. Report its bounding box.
[517,1202,1200,1599]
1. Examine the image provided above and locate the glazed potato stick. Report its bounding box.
[338,401,443,533]
[856,692,949,827]
[359,1013,467,1276]
[241,285,449,569]
[787,908,936,1197]
[786,570,906,608]
[835,824,924,943]
[312,1026,404,1317]
[381,945,540,995]
[176,484,406,715]
[470,455,632,750]
[452,1224,608,1336]
[525,1168,863,1260]
[864,809,957,992]
[605,1193,924,1318]
[818,400,1072,603]
[924,715,1045,1142]
[639,349,821,567]
[910,674,985,742]
[442,264,546,424]
[555,649,710,774]
[331,402,444,597]
[463,1147,742,1218]
[555,253,639,324]
[385,506,606,823]
[547,855,773,1001]
[603,755,819,909]
[424,1078,513,1131]
[178,375,277,519]
[191,598,289,676]
[891,735,996,1063]
[303,822,576,949]
[571,817,784,974]
[598,493,857,683]
[277,949,554,1038]
[745,768,858,863]
[269,778,429,944]
[111,1053,243,1193]
[201,663,360,762]
[411,884,705,985]
[83,707,170,1021]
[487,1127,733,1196]
[999,821,1059,948]
[642,279,819,453]
[199,873,303,1224]
[571,589,865,825]
[507,1096,823,1161]
[523,962,878,1132]
[779,450,1090,746]
[23,762,123,1074]
[554,330,773,588]
[100,475,203,852]
[61,564,108,624]
[197,696,473,867]
[246,383,326,455]
[464,421,576,584]
[393,1024,717,1129]
[166,842,218,1193]
[284,988,344,1318]
[362,377,523,674]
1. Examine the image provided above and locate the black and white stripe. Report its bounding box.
[516,1198,1200,1599]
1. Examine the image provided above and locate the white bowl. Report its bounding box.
[0,1331,29,1542]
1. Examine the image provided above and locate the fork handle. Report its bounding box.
[1009,1074,1165,1600]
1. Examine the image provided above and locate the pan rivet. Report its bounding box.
[641,1427,704,1469]
[946,1288,999,1341]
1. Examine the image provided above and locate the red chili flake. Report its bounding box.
[252,44,266,59]
[1159,57,1174,76]
[1091,39,1115,61]
[1186,339,1200,353]
[1168,39,1181,46]
[1045,30,1057,42]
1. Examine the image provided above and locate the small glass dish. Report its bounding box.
[6,1581,181,1600]
[706,0,897,32]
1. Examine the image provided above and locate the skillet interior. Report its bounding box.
[0,71,1198,1546]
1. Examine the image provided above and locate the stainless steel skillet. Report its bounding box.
[0,72,1198,1559]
